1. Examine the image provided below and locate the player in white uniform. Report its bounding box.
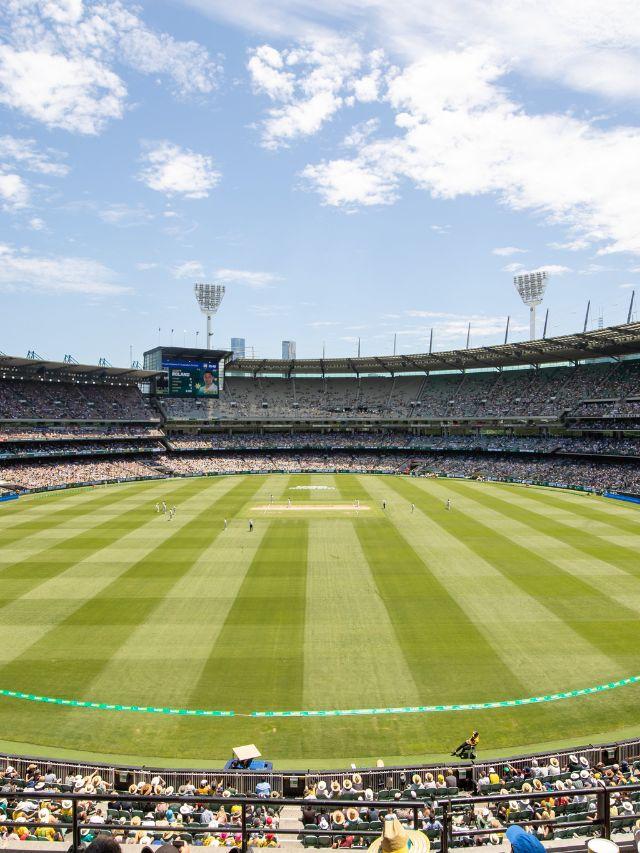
[446,498,452,511]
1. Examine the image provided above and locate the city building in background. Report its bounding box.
[282,340,296,360]
[230,337,246,359]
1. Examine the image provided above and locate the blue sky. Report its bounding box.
[1,0,639,364]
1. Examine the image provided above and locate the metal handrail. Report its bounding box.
[0,781,638,853]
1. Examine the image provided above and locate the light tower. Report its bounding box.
[514,270,548,340]
[194,283,225,349]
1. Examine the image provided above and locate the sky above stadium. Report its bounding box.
[1,0,640,364]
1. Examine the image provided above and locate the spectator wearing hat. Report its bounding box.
[342,778,353,795]
[547,757,560,777]
[317,781,330,799]
[367,814,429,853]
[332,810,346,831]
[256,779,271,798]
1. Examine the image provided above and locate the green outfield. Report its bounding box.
[0,472,639,768]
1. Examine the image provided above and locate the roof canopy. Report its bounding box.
[227,322,640,376]
[0,355,160,382]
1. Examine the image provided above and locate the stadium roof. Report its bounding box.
[227,322,640,376]
[0,355,160,381]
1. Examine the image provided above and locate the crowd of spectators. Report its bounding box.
[0,426,163,442]
[0,378,157,421]
[0,765,281,847]
[572,401,640,417]
[411,453,640,493]
[165,432,640,457]
[162,451,640,493]
[3,449,640,493]
[160,360,640,423]
[162,453,405,476]
[2,752,640,849]
[0,458,159,489]
[0,440,165,461]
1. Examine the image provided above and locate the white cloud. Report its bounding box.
[0,243,128,295]
[187,0,640,104]
[619,283,635,289]
[247,44,295,101]
[173,260,205,279]
[217,2,640,255]
[522,264,571,276]
[250,303,290,317]
[0,1,220,135]
[28,217,46,230]
[0,136,68,213]
[548,237,591,251]
[398,310,528,342]
[247,38,386,148]
[98,203,154,227]
[342,118,380,148]
[301,46,640,254]
[0,172,29,210]
[215,268,281,288]
[138,141,220,199]
[0,46,126,134]
[0,136,69,176]
[136,261,158,270]
[492,246,528,256]
[430,224,450,235]
[301,156,397,209]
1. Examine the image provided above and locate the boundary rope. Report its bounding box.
[0,675,638,718]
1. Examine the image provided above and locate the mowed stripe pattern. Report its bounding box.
[0,473,638,764]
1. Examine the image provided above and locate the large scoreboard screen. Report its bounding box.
[159,359,220,397]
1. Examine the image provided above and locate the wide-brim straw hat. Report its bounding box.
[412,774,422,785]
[368,816,430,853]
[332,811,345,825]
[343,779,353,790]
[587,839,620,853]
[331,781,341,792]
[346,808,359,822]
[353,774,362,785]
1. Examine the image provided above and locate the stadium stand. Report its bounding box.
[2,330,640,492]
[0,743,639,849]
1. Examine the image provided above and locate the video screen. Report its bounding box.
[159,360,220,397]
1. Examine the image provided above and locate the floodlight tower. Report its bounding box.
[194,283,225,349]
[513,271,549,340]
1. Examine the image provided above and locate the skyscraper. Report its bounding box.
[230,337,245,359]
[282,340,296,360]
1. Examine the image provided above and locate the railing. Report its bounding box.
[1,737,639,800]
[1,783,639,852]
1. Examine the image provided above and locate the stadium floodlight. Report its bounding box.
[513,271,549,340]
[194,283,225,349]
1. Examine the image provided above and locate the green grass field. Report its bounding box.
[0,472,639,768]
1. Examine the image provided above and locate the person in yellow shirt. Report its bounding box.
[451,731,480,760]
